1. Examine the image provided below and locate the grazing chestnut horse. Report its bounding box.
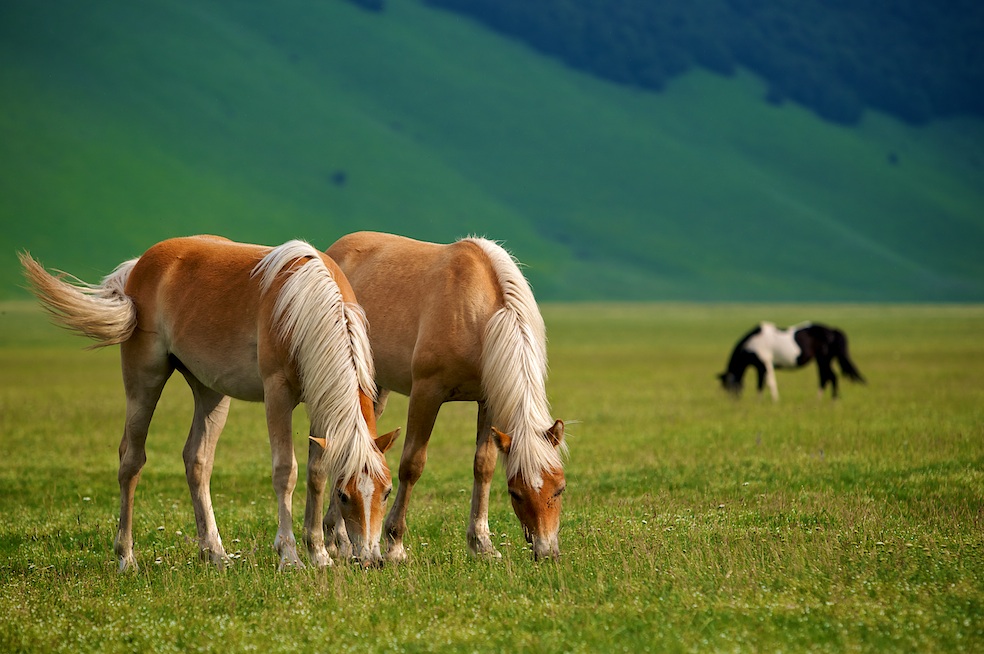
[719,321,865,401]
[20,236,398,571]
[326,232,566,561]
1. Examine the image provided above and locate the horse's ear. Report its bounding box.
[491,427,512,454]
[545,420,564,447]
[374,428,401,454]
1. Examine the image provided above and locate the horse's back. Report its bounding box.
[327,232,501,396]
[127,236,267,327]
[328,232,498,296]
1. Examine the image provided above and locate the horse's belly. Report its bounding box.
[208,373,265,402]
[373,348,482,401]
[173,348,265,401]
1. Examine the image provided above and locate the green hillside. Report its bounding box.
[2,0,983,300]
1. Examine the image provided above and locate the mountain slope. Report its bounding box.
[2,0,982,300]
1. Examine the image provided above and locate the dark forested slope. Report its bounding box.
[423,0,984,126]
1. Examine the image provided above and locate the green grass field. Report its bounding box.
[1,302,982,652]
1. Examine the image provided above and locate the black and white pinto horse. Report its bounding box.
[719,322,865,401]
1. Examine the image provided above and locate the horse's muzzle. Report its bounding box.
[531,534,560,561]
[352,543,384,569]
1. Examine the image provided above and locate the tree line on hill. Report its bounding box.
[404,0,984,126]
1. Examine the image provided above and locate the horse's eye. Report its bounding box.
[553,485,566,498]
[337,489,349,504]
[508,490,522,503]
[383,487,392,502]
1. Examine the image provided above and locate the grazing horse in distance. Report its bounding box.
[326,231,567,561]
[719,321,865,401]
[20,236,398,571]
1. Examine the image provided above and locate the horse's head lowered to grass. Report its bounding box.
[311,390,400,568]
[492,420,566,560]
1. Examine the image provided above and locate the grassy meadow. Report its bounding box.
[0,301,982,652]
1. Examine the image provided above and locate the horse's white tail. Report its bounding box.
[464,238,565,489]
[252,240,382,484]
[19,252,138,348]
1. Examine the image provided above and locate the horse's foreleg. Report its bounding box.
[264,382,304,570]
[115,339,172,572]
[321,489,351,560]
[383,380,443,564]
[323,485,357,561]
[467,402,501,558]
[764,362,779,401]
[303,438,334,567]
[181,374,231,568]
[752,360,767,399]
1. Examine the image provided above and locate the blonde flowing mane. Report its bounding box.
[464,237,565,489]
[252,241,382,484]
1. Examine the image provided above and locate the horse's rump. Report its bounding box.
[100,238,277,404]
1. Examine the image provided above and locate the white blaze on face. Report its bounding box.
[357,472,374,544]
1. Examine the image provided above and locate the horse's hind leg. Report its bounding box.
[817,357,838,399]
[467,401,501,558]
[115,336,173,572]
[180,372,232,567]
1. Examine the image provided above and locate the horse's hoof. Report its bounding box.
[117,556,138,573]
[277,556,306,571]
[307,548,334,569]
[385,543,408,564]
[327,541,353,560]
[467,537,502,559]
[200,547,230,570]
